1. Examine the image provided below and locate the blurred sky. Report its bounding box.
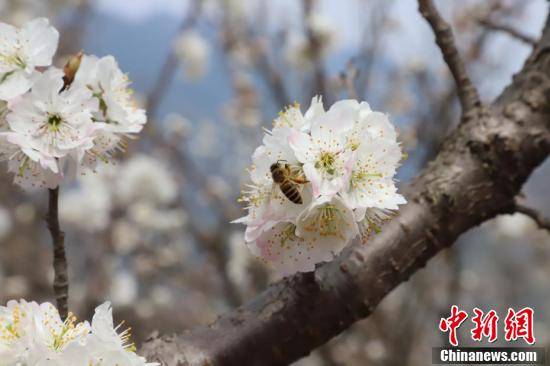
[90,0,548,103]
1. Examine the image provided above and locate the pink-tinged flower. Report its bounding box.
[234,125,309,242]
[250,196,358,277]
[0,18,59,100]
[6,68,98,159]
[234,97,406,277]
[0,132,62,190]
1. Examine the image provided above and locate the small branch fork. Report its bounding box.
[46,187,69,320]
[418,0,481,112]
[514,196,550,232]
[478,18,537,46]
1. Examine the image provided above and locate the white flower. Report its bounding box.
[173,31,210,80]
[235,97,406,276]
[72,54,146,169]
[289,100,357,198]
[0,300,90,365]
[339,100,406,210]
[251,196,358,276]
[6,67,98,159]
[87,302,158,366]
[234,125,309,243]
[0,18,59,100]
[272,96,324,132]
[0,300,158,366]
[115,154,178,205]
[0,131,63,189]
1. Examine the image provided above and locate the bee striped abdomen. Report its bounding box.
[271,162,305,205]
[280,180,303,204]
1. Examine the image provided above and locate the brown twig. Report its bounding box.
[478,18,537,46]
[418,0,481,112]
[515,196,550,231]
[46,187,69,320]
[146,0,202,121]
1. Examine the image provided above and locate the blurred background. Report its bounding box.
[0,0,549,364]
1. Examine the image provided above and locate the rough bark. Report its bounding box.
[141,13,550,366]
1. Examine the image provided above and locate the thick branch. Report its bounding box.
[478,18,537,46]
[515,196,550,231]
[142,12,550,366]
[418,0,481,112]
[46,187,69,321]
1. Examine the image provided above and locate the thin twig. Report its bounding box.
[418,0,481,112]
[303,0,329,102]
[515,196,550,231]
[478,18,537,46]
[341,60,358,100]
[46,187,69,320]
[146,0,202,121]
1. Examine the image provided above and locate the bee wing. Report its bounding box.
[270,181,281,199]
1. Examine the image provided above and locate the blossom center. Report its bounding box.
[47,113,63,131]
[351,170,383,188]
[315,151,336,175]
[280,223,299,246]
[303,204,346,240]
[0,53,26,70]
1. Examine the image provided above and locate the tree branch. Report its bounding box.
[141,10,550,366]
[146,0,202,121]
[46,187,69,321]
[515,196,550,231]
[478,18,537,46]
[418,0,481,112]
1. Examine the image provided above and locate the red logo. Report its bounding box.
[439,305,469,346]
[438,306,535,346]
[471,308,498,343]
[504,307,536,344]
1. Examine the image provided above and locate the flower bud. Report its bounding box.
[62,51,83,89]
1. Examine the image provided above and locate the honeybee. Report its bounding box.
[270,161,308,204]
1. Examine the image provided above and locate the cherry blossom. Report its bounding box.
[0,299,158,365]
[0,18,59,100]
[235,97,406,276]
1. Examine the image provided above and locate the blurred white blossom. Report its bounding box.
[116,154,178,205]
[109,270,139,306]
[163,112,192,138]
[173,31,211,80]
[285,14,336,70]
[491,213,538,238]
[60,170,112,232]
[227,231,253,291]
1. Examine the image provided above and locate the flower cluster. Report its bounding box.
[234,97,406,276]
[0,18,146,190]
[0,300,157,365]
